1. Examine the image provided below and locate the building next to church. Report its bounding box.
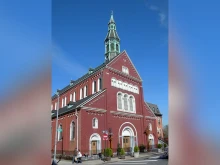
[147,103,163,139]
[51,13,163,156]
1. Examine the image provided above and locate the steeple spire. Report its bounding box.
[104,11,120,61]
[109,11,115,24]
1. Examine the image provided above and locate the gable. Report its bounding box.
[84,91,106,109]
[75,89,107,110]
[144,102,156,117]
[106,51,142,80]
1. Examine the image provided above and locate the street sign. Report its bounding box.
[103,133,108,140]
[58,128,62,132]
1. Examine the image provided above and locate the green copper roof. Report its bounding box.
[108,11,115,24]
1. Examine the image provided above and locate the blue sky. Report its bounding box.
[170,0,220,138]
[52,0,168,125]
[0,1,51,96]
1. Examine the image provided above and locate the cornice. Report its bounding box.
[145,116,157,119]
[82,106,107,113]
[110,111,143,118]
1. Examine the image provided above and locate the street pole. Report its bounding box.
[62,137,63,155]
[53,91,59,161]
[75,110,79,150]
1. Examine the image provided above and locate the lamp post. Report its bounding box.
[53,90,60,161]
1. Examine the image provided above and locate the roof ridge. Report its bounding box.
[52,62,107,99]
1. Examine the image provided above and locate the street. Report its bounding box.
[53,152,168,165]
[107,157,168,165]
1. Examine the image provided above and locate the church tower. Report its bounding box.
[104,11,120,61]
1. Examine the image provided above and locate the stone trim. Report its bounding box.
[110,111,143,118]
[82,106,107,113]
[106,66,142,83]
[145,116,157,119]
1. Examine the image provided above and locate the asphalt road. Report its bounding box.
[107,157,168,165]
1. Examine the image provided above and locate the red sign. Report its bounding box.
[103,133,108,140]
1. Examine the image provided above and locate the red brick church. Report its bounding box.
[51,13,163,156]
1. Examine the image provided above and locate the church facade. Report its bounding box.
[51,13,163,156]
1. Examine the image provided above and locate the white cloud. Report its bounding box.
[145,1,168,28]
[52,43,88,78]
[159,12,167,26]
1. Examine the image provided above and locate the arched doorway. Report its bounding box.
[89,133,101,155]
[121,127,135,152]
[118,122,138,153]
[148,134,155,149]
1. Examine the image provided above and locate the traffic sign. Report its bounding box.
[103,133,108,140]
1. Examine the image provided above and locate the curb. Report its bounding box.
[100,155,160,164]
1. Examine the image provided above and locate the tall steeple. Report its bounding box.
[104,11,120,61]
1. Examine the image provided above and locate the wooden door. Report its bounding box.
[123,136,130,152]
[91,141,97,155]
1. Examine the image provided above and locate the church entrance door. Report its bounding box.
[91,141,97,155]
[123,136,130,152]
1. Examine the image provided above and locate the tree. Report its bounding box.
[163,125,168,138]
[163,125,168,144]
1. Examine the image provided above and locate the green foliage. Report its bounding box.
[104,148,113,157]
[120,148,125,155]
[164,143,167,148]
[157,144,162,148]
[134,146,139,152]
[117,143,122,153]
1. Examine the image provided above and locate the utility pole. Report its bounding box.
[53,90,60,161]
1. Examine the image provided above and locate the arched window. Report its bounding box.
[58,124,62,141]
[124,94,128,111]
[55,102,57,110]
[70,94,73,101]
[111,43,114,51]
[149,123,152,131]
[116,44,119,51]
[92,118,98,128]
[98,78,102,91]
[80,88,83,99]
[107,44,109,52]
[117,93,123,109]
[84,85,87,97]
[70,121,75,140]
[73,92,76,102]
[64,97,67,106]
[129,96,134,112]
[94,81,97,93]
[62,98,64,107]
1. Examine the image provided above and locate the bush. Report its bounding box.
[164,143,167,148]
[120,148,125,156]
[104,148,113,157]
[117,143,122,154]
[134,146,139,152]
[157,144,162,148]
[139,144,146,152]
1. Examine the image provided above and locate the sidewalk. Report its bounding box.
[53,152,163,165]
